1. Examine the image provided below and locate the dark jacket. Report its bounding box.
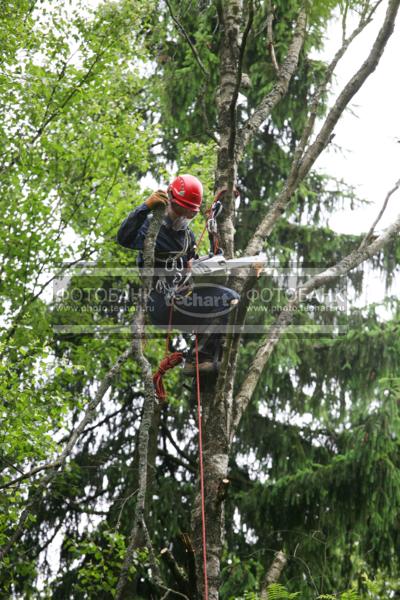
[116,203,197,268]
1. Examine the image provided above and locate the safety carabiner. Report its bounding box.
[207,218,217,234]
[175,257,184,271]
[165,257,176,272]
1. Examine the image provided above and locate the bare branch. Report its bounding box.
[217,0,254,257]
[359,177,400,249]
[115,205,166,598]
[160,547,189,592]
[244,0,400,257]
[165,0,208,77]
[232,204,400,436]
[114,310,159,597]
[215,0,249,257]
[236,5,307,162]
[341,1,349,44]
[294,0,383,173]
[267,0,280,75]
[228,0,254,162]
[260,551,287,599]
[297,0,399,184]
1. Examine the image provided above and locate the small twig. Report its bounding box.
[359,177,400,250]
[115,489,139,531]
[160,547,189,592]
[158,585,190,600]
[267,1,280,75]
[142,517,163,584]
[165,0,208,77]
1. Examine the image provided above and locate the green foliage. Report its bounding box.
[1,0,400,598]
[264,584,300,599]
[58,529,135,596]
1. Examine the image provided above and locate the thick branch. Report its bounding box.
[236,5,307,163]
[244,0,399,257]
[115,205,165,598]
[228,0,254,164]
[232,207,400,436]
[215,0,245,258]
[260,551,287,599]
[297,0,400,183]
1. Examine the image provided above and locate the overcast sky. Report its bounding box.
[314,3,400,235]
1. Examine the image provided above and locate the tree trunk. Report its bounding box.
[191,372,230,600]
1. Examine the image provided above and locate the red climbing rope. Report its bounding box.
[153,302,184,402]
[152,351,184,402]
[195,204,214,251]
[195,334,209,600]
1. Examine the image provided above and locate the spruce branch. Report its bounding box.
[165,0,208,77]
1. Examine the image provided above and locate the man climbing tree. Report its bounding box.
[117,174,239,368]
[1,1,400,599]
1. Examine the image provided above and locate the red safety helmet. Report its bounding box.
[167,174,203,214]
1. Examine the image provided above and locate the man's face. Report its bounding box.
[168,201,197,220]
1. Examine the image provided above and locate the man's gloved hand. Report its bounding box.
[144,190,168,210]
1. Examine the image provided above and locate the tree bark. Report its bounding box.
[181,2,400,598]
[191,373,229,600]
